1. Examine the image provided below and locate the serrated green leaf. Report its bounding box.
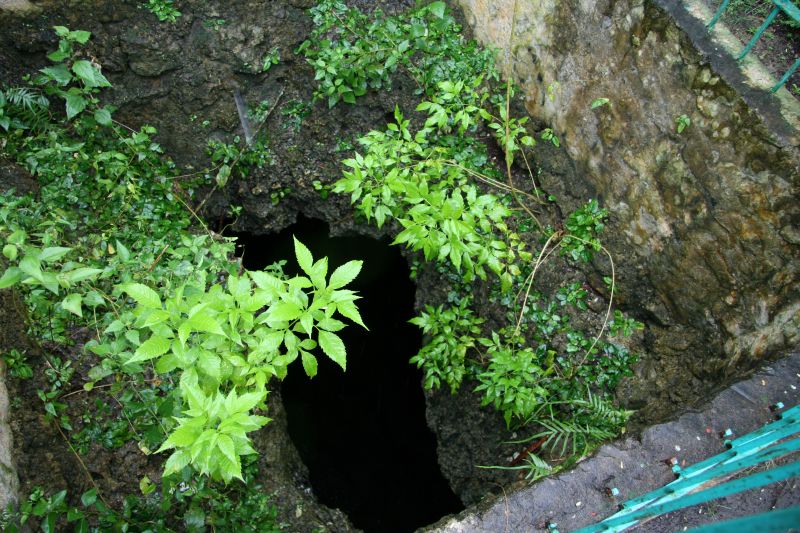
[120,282,162,309]
[293,236,314,276]
[94,107,112,126]
[72,60,111,88]
[217,434,237,465]
[155,352,180,373]
[130,335,171,362]
[328,260,362,289]
[163,449,191,476]
[301,351,318,377]
[268,301,302,322]
[61,293,82,317]
[187,313,225,336]
[337,300,367,329]
[318,330,346,371]
[40,64,72,85]
[198,353,222,381]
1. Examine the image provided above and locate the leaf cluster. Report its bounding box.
[297,1,496,107]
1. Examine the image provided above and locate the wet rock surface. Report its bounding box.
[453,0,800,423]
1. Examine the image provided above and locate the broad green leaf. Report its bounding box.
[65,93,86,119]
[301,351,318,378]
[40,64,72,85]
[268,301,302,322]
[130,335,171,362]
[70,30,92,44]
[120,282,162,309]
[428,1,446,18]
[39,246,72,262]
[318,330,346,371]
[139,476,156,496]
[0,267,23,289]
[19,255,43,282]
[198,353,222,381]
[115,239,130,261]
[328,260,362,289]
[248,270,284,292]
[72,60,111,88]
[0,245,13,261]
[80,488,97,506]
[215,164,231,187]
[94,107,112,126]
[61,293,82,317]
[187,313,225,336]
[163,449,191,476]
[591,97,611,109]
[293,236,313,276]
[64,267,103,283]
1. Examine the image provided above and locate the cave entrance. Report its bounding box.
[230,215,464,532]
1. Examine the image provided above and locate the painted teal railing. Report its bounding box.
[706,0,800,92]
[567,402,800,533]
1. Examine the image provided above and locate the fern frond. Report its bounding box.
[1,87,51,131]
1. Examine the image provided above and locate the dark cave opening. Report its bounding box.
[229,215,464,532]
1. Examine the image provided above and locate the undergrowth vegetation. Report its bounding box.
[0,23,362,531]
[0,0,643,529]
[299,0,642,480]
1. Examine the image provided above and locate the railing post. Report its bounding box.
[707,0,730,29]
[737,5,781,60]
[772,57,800,92]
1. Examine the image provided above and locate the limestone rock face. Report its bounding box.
[455,0,800,414]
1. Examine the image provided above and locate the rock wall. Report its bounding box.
[454,0,800,415]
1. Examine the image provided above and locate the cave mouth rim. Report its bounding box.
[226,213,466,532]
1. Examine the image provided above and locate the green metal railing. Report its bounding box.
[706,0,800,92]
[568,402,800,533]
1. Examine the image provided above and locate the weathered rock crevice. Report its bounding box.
[453,0,800,420]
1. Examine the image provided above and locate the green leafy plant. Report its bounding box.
[297,0,496,107]
[590,97,611,109]
[0,29,366,524]
[303,0,641,474]
[144,0,181,22]
[676,113,691,134]
[409,298,483,393]
[1,349,33,379]
[262,48,280,73]
[280,99,312,131]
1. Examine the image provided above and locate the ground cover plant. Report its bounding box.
[0,1,643,529]
[0,24,363,531]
